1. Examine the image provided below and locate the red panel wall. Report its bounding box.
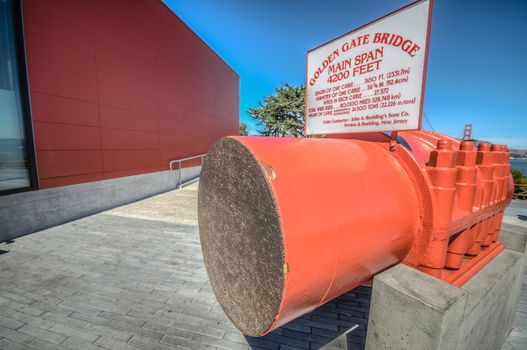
[23,0,239,189]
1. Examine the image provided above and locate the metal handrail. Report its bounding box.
[169,154,207,189]
[513,183,527,198]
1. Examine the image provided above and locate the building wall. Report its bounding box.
[22,0,239,189]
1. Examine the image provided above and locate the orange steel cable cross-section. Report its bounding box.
[197,130,513,336]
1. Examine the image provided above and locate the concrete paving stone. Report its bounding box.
[0,314,24,330]
[170,320,225,339]
[95,336,144,350]
[39,312,89,331]
[142,322,194,340]
[63,312,135,341]
[57,301,107,316]
[61,336,102,350]
[27,338,71,350]
[0,324,35,344]
[252,333,310,349]
[125,311,175,328]
[509,341,527,350]
[199,318,242,334]
[507,328,527,343]
[309,310,339,320]
[209,305,225,315]
[293,319,339,332]
[244,336,283,350]
[282,328,334,344]
[246,345,273,350]
[21,293,62,307]
[514,314,527,328]
[222,331,248,345]
[147,271,174,280]
[165,295,195,306]
[152,310,203,325]
[29,301,75,316]
[0,284,35,297]
[111,283,155,295]
[69,311,118,328]
[138,298,171,310]
[81,323,133,342]
[165,269,193,278]
[0,290,37,305]
[98,289,146,303]
[0,337,33,350]
[140,277,178,287]
[280,323,312,334]
[112,299,159,315]
[310,327,340,339]
[146,283,181,293]
[181,307,224,323]
[183,303,212,314]
[10,312,55,330]
[280,345,305,350]
[0,304,18,318]
[18,323,68,344]
[49,323,100,343]
[173,286,202,295]
[74,300,129,316]
[97,311,146,328]
[40,276,77,291]
[193,298,217,309]
[73,291,117,305]
[335,314,368,327]
[189,333,249,350]
[348,335,366,345]
[0,302,45,318]
[159,334,213,350]
[110,322,164,342]
[129,335,188,350]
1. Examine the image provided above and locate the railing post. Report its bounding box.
[178,160,182,189]
[169,154,206,190]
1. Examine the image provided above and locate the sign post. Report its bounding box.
[305,0,433,136]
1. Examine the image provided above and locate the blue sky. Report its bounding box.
[163,0,527,149]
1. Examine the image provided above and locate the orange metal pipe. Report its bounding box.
[244,137,420,331]
[199,135,420,335]
[198,131,513,336]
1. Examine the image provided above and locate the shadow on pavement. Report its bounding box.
[245,286,371,350]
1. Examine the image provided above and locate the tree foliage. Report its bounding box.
[512,168,527,199]
[239,122,249,136]
[248,83,305,137]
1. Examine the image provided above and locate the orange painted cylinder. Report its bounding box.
[198,136,420,336]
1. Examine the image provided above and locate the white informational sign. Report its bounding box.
[305,0,433,135]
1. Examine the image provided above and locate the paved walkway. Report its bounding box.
[0,184,369,350]
[503,200,527,227]
[0,183,526,349]
[502,200,527,350]
[503,264,527,350]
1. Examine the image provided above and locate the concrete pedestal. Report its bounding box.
[365,225,527,350]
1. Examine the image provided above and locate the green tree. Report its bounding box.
[239,122,249,136]
[248,83,305,137]
[512,169,527,199]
